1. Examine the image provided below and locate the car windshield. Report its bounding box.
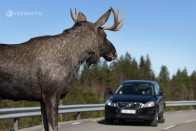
[115,83,154,96]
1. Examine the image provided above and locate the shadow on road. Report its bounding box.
[97,119,149,127]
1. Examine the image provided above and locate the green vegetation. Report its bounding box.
[0,52,195,130]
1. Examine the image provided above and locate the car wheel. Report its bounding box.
[148,110,158,126]
[158,110,165,123]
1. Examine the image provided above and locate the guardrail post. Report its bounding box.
[59,100,63,122]
[77,112,81,120]
[14,118,19,131]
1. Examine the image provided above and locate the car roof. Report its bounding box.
[122,80,157,85]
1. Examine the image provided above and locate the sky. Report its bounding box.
[0,0,196,77]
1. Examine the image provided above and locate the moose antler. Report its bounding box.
[103,7,125,31]
[70,8,78,23]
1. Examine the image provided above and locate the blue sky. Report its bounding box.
[0,0,195,77]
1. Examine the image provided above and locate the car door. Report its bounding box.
[155,83,165,114]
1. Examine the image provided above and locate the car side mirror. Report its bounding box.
[108,90,113,95]
[106,88,114,95]
[158,91,164,95]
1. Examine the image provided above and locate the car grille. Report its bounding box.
[116,102,142,109]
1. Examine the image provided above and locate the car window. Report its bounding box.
[154,83,160,95]
[115,83,154,96]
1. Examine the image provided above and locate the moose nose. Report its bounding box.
[115,52,118,57]
[111,51,117,60]
[114,52,118,59]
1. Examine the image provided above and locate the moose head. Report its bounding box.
[70,7,125,67]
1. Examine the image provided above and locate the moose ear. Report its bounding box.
[70,9,87,23]
[77,12,87,22]
[94,8,111,28]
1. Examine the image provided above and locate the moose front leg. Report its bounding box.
[41,101,49,131]
[41,95,60,131]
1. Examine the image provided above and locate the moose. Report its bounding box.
[0,7,124,131]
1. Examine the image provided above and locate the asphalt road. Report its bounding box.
[20,110,196,131]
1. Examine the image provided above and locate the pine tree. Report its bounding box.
[139,55,155,80]
[190,71,196,100]
[158,65,171,100]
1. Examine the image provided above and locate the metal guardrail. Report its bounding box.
[0,104,105,120]
[0,101,196,131]
[166,101,196,106]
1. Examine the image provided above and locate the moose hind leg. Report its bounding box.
[42,95,60,131]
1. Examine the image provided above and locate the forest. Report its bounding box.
[0,52,195,130]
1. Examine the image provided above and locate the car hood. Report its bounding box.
[109,94,155,103]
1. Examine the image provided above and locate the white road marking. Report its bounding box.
[71,122,81,125]
[163,125,176,130]
[184,119,196,123]
[163,119,196,130]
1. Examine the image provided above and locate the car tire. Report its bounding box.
[148,110,158,126]
[158,110,165,123]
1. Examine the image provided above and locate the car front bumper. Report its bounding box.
[105,105,156,121]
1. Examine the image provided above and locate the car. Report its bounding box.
[105,80,165,126]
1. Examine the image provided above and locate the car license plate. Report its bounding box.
[121,109,136,114]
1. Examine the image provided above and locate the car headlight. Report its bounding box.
[105,100,116,107]
[141,101,155,108]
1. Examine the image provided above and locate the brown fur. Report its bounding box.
[0,8,119,131]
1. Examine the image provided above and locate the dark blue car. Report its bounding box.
[105,80,165,126]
